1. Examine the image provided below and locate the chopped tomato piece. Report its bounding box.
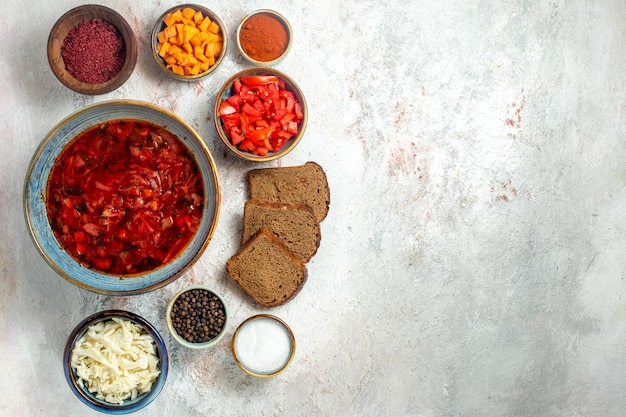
[252,146,269,156]
[226,95,242,108]
[264,83,280,103]
[76,242,88,256]
[254,119,269,128]
[240,113,250,132]
[274,108,288,121]
[279,112,296,127]
[218,101,237,116]
[233,78,243,93]
[238,139,255,152]
[229,128,244,145]
[220,113,240,130]
[246,127,272,149]
[240,75,280,86]
[271,129,295,143]
[242,102,263,117]
[93,258,111,271]
[286,120,299,134]
[74,231,86,243]
[295,103,304,120]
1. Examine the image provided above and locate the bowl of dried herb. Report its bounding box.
[47,4,137,95]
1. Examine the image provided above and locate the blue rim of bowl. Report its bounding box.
[150,4,228,81]
[63,310,169,414]
[213,67,307,162]
[166,285,229,349]
[23,100,221,295]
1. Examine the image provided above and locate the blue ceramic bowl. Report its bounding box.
[24,100,220,295]
[64,310,169,414]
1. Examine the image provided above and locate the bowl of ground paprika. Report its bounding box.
[47,5,138,95]
[237,9,292,66]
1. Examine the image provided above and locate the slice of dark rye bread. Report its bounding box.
[247,161,330,223]
[226,228,308,307]
[242,200,321,263]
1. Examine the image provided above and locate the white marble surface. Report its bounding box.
[1,1,625,416]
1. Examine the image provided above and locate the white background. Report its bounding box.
[1,1,625,416]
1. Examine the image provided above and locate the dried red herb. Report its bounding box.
[61,18,126,84]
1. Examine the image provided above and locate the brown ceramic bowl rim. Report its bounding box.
[150,4,228,81]
[213,67,307,162]
[47,4,137,95]
[236,9,293,66]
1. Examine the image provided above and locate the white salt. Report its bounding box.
[235,316,293,375]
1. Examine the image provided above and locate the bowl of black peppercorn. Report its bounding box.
[166,285,229,349]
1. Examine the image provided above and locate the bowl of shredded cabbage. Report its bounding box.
[63,310,168,414]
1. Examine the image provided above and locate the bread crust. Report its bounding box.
[226,228,308,307]
[242,199,321,263]
[247,161,330,222]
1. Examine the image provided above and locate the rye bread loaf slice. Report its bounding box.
[247,161,330,222]
[226,228,308,307]
[242,200,320,263]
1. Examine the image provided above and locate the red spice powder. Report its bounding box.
[239,13,289,62]
[61,18,126,84]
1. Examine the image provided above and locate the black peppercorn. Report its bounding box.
[171,288,226,343]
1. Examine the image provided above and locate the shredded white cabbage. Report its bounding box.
[71,317,161,405]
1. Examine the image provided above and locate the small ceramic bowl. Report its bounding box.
[237,9,293,66]
[47,5,137,95]
[64,310,168,414]
[213,67,307,162]
[231,314,296,378]
[23,100,221,295]
[166,285,229,349]
[151,4,227,81]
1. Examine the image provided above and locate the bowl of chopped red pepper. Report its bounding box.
[214,67,307,161]
[24,100,221,295]
[47,4,138,95]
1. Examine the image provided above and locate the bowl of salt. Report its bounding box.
[231,314,295,378]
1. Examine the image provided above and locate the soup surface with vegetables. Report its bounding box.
[46,119,204,275]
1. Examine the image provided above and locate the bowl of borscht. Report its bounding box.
[24,100,220,295]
